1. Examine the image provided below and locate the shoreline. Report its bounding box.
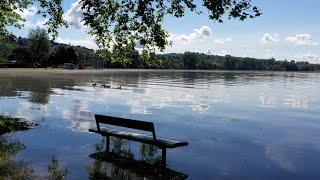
[0,68,319,74]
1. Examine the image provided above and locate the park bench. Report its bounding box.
[89,114,188,172]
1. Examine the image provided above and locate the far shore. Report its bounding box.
[0,68,319,74]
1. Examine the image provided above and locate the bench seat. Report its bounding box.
[89,128,188,149]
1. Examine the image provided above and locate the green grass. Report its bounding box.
[0,116,31,135]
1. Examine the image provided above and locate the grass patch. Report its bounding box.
[0,116,33,135]
[0,116,37,179]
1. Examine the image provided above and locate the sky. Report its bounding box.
[9,0,320,63]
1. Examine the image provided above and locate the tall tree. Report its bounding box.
[28,28,52,67]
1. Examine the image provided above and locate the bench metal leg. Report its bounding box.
[161,148,167,174]
[105,136,110,152]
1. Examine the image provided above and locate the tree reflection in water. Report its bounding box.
[29,79,52,105]
[87,137,188,180]
[0,74,78,105]
[0,76,52,104]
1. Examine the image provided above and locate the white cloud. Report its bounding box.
[22,21,33,28]
[261,33,279,44]
[293,53,319,63]
[55,37,98,50]
[15,6,37,19]
[206,49,228,56]
[170,26,212,42]
[214,37,232,44]
[285,34,318,46]
[36,19,49,29]
[63,0,88,30]
[217,50,228,56]
[264,49,275,58]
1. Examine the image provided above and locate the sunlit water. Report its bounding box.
[0,70,320,179]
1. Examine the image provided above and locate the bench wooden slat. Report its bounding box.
[95,114,155,132]
[89,128,188,149]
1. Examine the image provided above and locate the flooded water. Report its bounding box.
[0,70,320,179]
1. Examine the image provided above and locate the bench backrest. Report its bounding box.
[95,114,157,141]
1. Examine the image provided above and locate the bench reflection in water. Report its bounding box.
[87,137,188,180]
[89,114,188,179]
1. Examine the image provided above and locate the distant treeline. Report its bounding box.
[0,30,96,68]
[156,53,320,71]
[96,50,320,71]
[1,30,319,71]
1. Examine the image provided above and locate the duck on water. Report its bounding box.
[93,83,121,90]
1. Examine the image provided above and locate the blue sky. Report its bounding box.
[10,0,320,63]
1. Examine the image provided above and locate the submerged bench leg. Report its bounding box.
[161,148,167,174]
[105,136,110,152]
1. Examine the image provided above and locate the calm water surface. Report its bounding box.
[0,70,320,179]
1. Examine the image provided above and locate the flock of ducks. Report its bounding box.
[92,83,121,89]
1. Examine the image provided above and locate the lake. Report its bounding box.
[0,69,320,179]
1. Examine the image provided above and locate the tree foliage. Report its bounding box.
[0,33,95,68]
[0,0,66,39]
[10,46,32,66]
[81,0,261,51]
[50,46,78,66]
[183,52,199,69]
[91,50,320,71]
[28,28,52,67]
[157,52,320,71]
[1,0,261,51]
